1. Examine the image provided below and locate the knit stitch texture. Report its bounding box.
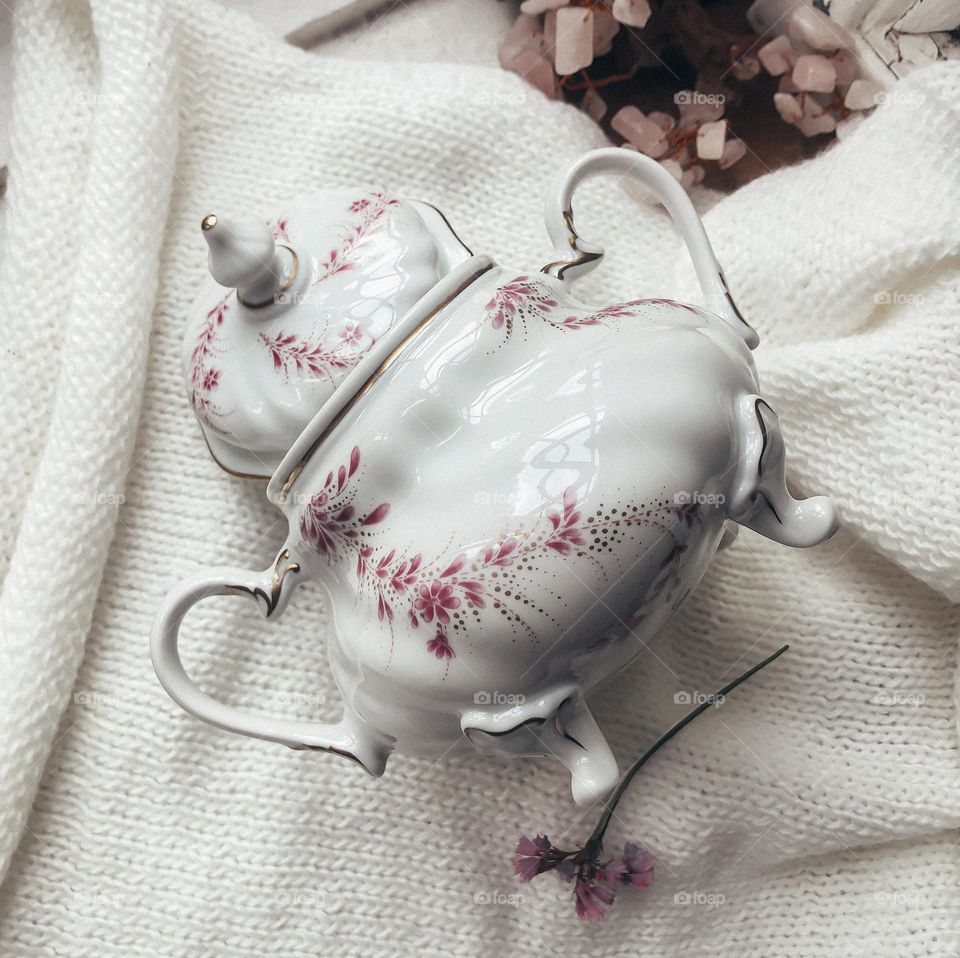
[0,1,959,955]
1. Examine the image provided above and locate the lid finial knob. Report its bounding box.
[201,214,294,307]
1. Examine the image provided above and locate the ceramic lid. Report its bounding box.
[182,189,471,478]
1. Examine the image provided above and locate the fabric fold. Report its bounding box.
[673,62,960,601]
[0,0,178,882]
[0,1,958,955]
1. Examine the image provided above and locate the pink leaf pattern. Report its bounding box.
[427,629,455,660]
[268,217,290,244]
[315,192,399,284]
[298,447,703,670]
[188,292,231,432]
[483,277,559,340]
[257,194,397,385]
[557,314,603,330]
[545,486,586,555]
[259,321,371,385]
[483,276,707,339]
[299,446,388,558]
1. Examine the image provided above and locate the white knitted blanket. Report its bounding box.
[1,1,959,954]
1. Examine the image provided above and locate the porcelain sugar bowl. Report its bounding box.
[153,149,837,804]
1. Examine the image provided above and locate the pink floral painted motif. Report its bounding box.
[426,628,455,660]
[188,292,231,431]
[545,487,586,555]
[484,277,559,340]
[484,276,709,339]
[259,321,372,385]
[413,580,461,625]
[299,448,705,669]
[314,192,399,284]
[555,314,603,330]
[257,195,396,389]
[634,297,704,315]
[268,217,290,244]
[298,446,390,558]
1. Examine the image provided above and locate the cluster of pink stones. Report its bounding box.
[608,95,748,189]
[498,1,652,98]
[759,5,883,140]
[498,2,886,193]
[497,2,747,189]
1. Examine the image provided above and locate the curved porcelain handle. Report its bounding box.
[542,147,759,350]
[150,551,390,773]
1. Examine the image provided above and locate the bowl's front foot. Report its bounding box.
[463,689,619,806]
[548,693,620,806]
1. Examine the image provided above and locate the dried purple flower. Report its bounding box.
[512,645,789,922]
[516,835,653,921]
[574,869,617,923]
[608,842,655,890]
[513,834,574,881]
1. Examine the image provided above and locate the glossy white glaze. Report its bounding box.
[182,190,471,477]
[155,150,838,804]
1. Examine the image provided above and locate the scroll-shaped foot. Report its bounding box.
[540,695,620,805]
[731,396,838,548]
[463,688,619,805]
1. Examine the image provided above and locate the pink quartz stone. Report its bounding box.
[676,90,725,125]
[659,158,684,181]
[648,111,676,132]
[611,104,644,138]
[719,138,747,169]
[544,9,556,50]
[643,134,669,159]
[773,92,803,123]
[592,8,620,56]
[797,112,837,136]
[831,50,859,87]
[792,54,837,94]
[554,7,594,76]
[611,105,667,155]
[582,87,607,121]
[757,35,796,76]
[498,14,543,70]
[788,5,852,51]
[696,119,726,160]
[520,0,568,14]
[797,99,837,136]
[844,78,883,110]
[612,0,652,28]
[507,47,558,99]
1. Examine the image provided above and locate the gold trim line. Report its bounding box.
[278,262,494,497]
[230,548,301,617]
[238,245,299,308]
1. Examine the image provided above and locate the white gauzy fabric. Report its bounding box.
[1,0,959,954]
